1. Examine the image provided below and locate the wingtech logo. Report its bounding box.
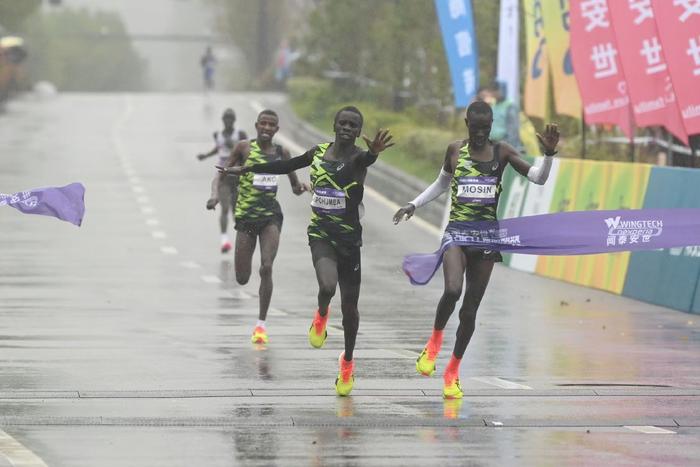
[604,215,663,246]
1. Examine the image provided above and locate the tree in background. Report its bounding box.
[0,0,42,32]
[22,8,146,91]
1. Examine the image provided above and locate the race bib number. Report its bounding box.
[456,176,497,204]
[253,174,279,192]
[311,187,346,215]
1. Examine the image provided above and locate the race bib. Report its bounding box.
[311,187,346,215]
[456,176,498,204]
[253,174,279,192]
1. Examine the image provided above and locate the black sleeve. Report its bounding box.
[356,151,378,168]
[248,148,314,174]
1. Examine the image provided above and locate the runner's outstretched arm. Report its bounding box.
[393,143,457,224]
[220,149,315,176]
[280,147,309,194]
[506,123,559,185]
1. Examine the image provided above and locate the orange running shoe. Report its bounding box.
[416,333,442,376]
[308,308,329,348]
[251,326,268,344]
[335,352,354,396]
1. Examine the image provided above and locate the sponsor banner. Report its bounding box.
[404,208,700,285]
[608,0,688,144]
[589,162,651,293]
[651,0,700,135]
[537,159,583,278]
[434,0,479,107]
[0,183,85,226]
[524,0,551,118]
[570,0,632,136]
[542,0,582,117]
[566,160,612,285]
[497,0,521,104]
[509,157,561,273]
[624,167,700,312]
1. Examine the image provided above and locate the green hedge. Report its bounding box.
[288,77,458,182]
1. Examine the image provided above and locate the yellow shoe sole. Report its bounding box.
[416,348,436,376]
[335,375,354,396]
[308,324,327,349]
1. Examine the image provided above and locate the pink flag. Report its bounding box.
[652,0,700,136]
[570,0,631,137]
[608,0,689,144]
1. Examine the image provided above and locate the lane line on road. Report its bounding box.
[140,206,155,214]
[0,430,48,467]
[132,185,145,194]
[248,100,441,237]
[180,261,201,269]
[136,196,150,204]
[624,425,676,434]
[472,377,533,390]
[151,231,167,239]
[160,246,178,255]
[146,218,160,226]
[201,275,222,284]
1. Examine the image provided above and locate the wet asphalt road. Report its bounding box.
[1,92,699,466]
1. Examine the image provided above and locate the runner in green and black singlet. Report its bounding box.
[208,109,307,346]
[222,106,394,396]
[394,101,560,400]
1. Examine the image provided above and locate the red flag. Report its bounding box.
[570,0,631,137]
[652,0,700,136]
[608,0,688,144]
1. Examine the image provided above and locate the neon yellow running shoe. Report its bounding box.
[416,339,440,376]
[251,326,268,344]
[335,352,354,396]
[443,378,463,400]
[308,308,328,349]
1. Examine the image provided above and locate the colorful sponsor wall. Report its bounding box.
[498,158,700,314]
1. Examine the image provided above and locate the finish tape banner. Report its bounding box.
[403,208,700,285]
[0,183,85,226]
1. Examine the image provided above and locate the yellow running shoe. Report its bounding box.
[335,352,354,396]
[251,326,268,344]
[443,378,463,400]
[416,338,440,376]
[308,308,328,349]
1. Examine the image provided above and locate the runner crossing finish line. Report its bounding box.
[403,208,700,286]
[0,183,85,226]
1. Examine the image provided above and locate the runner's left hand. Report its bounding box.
[536,123,559,155]
[293,182,310,195]
[362,129,394,155]
[216,165,243,176]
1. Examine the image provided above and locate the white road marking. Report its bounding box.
[268,307,288,316]
[129,176,141,184]
[160,246,178,255]
[472,377,533,390]
[0,429,48,466]
[146,218,160,226]
[624,426,676,434]
[132,185,145,194]
[140,206,154,214]
[151,231,167,239]
[180,261,201,269]
[385,348,421,358]
[249,100,441,237]
[491,421,504,427]
[201,275,222,284]
[230,290,252,299]
[136,196,150,204]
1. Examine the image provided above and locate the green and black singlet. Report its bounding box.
[235,140,283,223]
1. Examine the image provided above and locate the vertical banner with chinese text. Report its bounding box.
[524,0,550,118]
[497,0,520,105]
[570,0,631,136]
[652,0,700,136]
[542,0,582,117]
[434,0,479,108]
[609,0,688,144]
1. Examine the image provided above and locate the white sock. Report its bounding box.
[221,234,229,244]
[256,320,266,329]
